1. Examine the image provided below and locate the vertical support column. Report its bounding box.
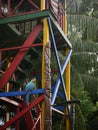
[5,57,11,92]
[72,104,75,130]
[44,41,51,130]
[41,2,45,130]
[5,57,11,130]
[65,48,71,130]
[64,0,67,35]
[0,51,1,69]
[41,1,51,130]
[0,0,2,18]
[7,0,11,16]
[64,1,71,130]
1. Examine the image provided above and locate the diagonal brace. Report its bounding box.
[47,17,66,100]
[0,23,42,89]
[48,17,72,119]
[51,49,72,105]
[0,94,44,130]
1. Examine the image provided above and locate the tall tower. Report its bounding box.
[0,0,72,130]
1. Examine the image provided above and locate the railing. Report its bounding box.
[0,0,40,18]
[49,0,66,30]
[0,0,66,31]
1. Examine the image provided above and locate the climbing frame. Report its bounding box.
[0,0,72,130]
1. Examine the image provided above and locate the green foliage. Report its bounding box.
[75,104,87,130]
[59,1,98,130]
[88,110,98,130]
[67,0,98,18]
[52,4,98,128]
[80,91,96,118]
[71,64,84,98]
[81,74,98,102]
[67,15,98,42]
[52,112,65,130]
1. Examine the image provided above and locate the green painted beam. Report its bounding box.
[0,9,72,48]
[0,10,50,24]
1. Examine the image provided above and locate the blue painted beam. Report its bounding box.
[51,50,72,117]
[0,89,44,97]
[48,17,72,118]
[52,86,65,99]
[47,17,67,104]
[53,105,66,111]
[51,49,72,105]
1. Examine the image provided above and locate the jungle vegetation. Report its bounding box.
[52,0,98,130]
[67,0,98,130]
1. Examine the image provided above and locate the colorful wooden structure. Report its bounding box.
[0,0,72,130]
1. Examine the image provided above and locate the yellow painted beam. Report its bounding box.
[42,18,49,130]
[65,48,70,100]
[41,0,45,10]
[41,1,49,130]
[65,48,71,130]
[41,1,45,129]
[63,0,67,34]
[64,13,67,34]
[64,2,71,130]
[42,19,49,130]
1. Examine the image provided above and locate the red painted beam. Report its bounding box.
[0,43,43,52]
[10,0,23,15]
[0,51,2,69]
[23,110,34,130]
[7,0,11,16]
[10,0,39,16]
[0,23,42,89]
[28,0,39,10]
[0,0,2,18]
[22,103,35,130]
[0,94,44,130]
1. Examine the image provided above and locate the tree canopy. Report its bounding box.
[66,0,98,130]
